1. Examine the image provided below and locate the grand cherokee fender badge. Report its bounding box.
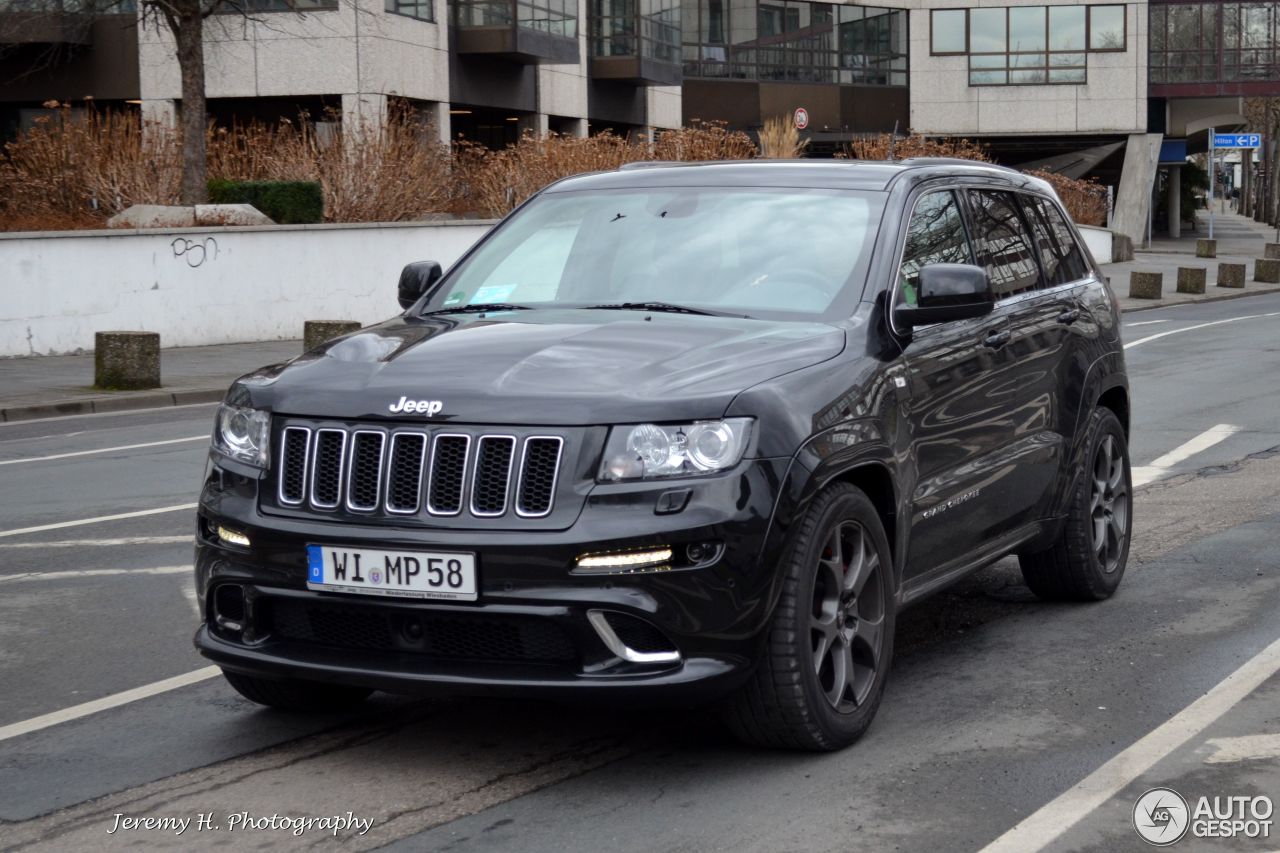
[389,396,443,416]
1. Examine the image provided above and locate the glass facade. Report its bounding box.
[682,0,907,86]
[452,0,577,37]
[930,4,1125,85]
[1150,1,1280,84]
[592,0,680,64]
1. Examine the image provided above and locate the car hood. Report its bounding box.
[238,310,846,425]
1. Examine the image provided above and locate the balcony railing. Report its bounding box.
[451,0,579,63]
[591,0,681,85]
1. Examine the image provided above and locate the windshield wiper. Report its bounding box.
[584,301,738,317]
[421,303,531,316]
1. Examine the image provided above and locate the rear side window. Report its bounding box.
[1026,196,1091,285]
[967,190,1042,298]
[896,190,974,308]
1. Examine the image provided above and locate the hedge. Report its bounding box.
[206,179,324,224]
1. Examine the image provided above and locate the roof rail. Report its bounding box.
[898,157,1020,173]
[617,160,695,171]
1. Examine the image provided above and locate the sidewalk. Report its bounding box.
[4,210,1280,423]
[0,340,301,422]
[1110,208,1280,312]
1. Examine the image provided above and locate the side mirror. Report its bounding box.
[398,261,443,310]
[894,263,994,330]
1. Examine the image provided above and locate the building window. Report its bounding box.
[452,0,576,36]
[931,4,1124,86]
[592,0,680,63]
[387,0,434,21]
[519,0,577,36]
[930,9,966,54]
[1088,4,1125,50]
[683,0,907,86]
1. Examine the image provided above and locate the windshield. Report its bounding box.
[421,186,886,320]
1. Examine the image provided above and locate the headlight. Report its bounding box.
[213,402,270,468]
[599,419,752,482]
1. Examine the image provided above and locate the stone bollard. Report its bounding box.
[1128,271,1163,300]
[1255,258,1280,283]
[1176,267,1207,295]
[94,331,160,390]
[1216,263,1246,288]
[304,320,361,351]
[1265,243,1280,260]
[1196,239,1217,258]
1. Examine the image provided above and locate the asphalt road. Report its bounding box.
[2,293,1279,852]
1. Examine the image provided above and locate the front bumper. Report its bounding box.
[194,456,797,703]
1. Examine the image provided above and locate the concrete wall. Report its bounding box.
[0,221,493,358]
[908,0,1147,136]
[1077,224,1113,264]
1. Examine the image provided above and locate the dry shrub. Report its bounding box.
[650,119,758,162]
[1025,169,1109,227]
[0,102,180,229]
[207,108,454,223]
[845,133,991,162]
[757,116,808,159]
[453,121,758,218]
[452,131,641,219]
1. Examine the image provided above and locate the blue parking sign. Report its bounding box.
[1213,133,1261,148]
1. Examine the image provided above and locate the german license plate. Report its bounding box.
[306,545,477,601]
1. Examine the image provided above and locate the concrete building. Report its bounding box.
[0,0,682,142]
[6,0,1280,241]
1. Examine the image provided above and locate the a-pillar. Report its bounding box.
[342,93,388,141]
[1167,164,1181,240]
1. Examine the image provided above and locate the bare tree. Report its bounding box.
[2,0,320,205]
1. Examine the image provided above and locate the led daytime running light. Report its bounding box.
[576,547,673,570]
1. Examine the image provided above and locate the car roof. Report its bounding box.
[543,158,1050,195]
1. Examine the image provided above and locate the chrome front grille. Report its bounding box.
[274,424,564,522]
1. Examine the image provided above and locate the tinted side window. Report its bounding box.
[1028,196,1091,285]
[896,190,974,307]
[967,190,1042,297]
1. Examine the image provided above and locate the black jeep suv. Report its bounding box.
[195,159,1131,751]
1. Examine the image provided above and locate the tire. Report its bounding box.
[726,483,896,751]
[1020,407,1132,601]
[222,669,373,712]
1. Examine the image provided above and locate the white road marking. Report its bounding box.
[0,504,198,539]
[1124,312,1280,350]
[1204,733,1280,764]
[0,535,192,549]
[0,435,205,466]
[0,565,191,583]
[1125,319,1170,327]
[1131,424,1241,487]
[979,634,1280,853]
[0,666,221,744]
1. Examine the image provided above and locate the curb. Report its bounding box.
[0,388,225,423]
[1119,284,1280,313]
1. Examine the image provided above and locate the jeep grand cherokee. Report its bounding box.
[194,159,1132,751]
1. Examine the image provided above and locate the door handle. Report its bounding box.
[1056,308,1081,325]
[982,329,1011,349]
